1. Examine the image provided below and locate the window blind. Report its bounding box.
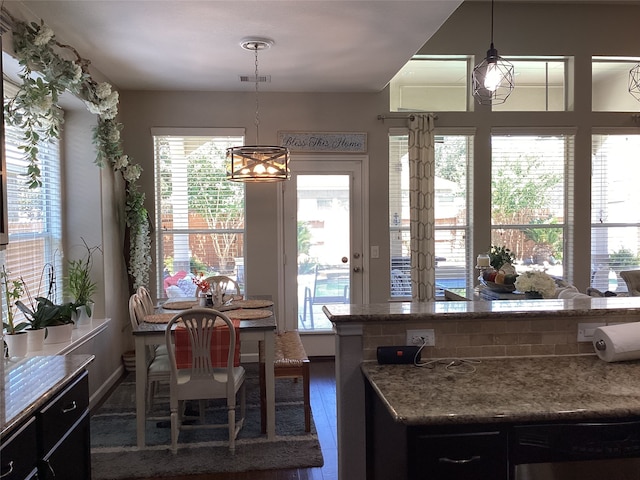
[591,134,640,293]
[491,133,571,279]
[2,79,63,323]
[389,132,472,298]
[153,131,246,297]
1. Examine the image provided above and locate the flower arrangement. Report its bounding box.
[4,15,151,292]
[489,245,516,270]
[192,273,211,294]
[514,271,557,299]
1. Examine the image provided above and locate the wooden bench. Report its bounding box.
[260,330,311,433]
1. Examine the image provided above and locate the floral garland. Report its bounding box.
[3,16,151,290]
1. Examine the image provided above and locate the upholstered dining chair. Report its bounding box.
[164,308,246,453]
[128,293,170,412]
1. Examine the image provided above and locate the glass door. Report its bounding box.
[282,156,365,333]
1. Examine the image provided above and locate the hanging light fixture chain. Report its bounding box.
[490,0,495,46]
[254,44,260,145]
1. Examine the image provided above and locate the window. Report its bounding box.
[390,56,570,113]
[389,56,470,112]
[492,58,569,112]
[152,129,246,298]
[591,133,640,293]
[491,132,572,279]
[389,131,472,298]
[592,57,640,112]
[2,79,63,321]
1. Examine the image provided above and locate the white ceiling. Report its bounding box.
[4,0,464,93]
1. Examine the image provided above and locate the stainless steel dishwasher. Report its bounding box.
[512,419,640,480]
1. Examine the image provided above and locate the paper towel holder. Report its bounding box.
[595,339,607,351]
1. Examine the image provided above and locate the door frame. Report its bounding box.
[277,154,369,355]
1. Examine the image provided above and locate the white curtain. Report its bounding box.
[408,114,436,301]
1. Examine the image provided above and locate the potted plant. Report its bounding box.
[489,245,516,272]
[66,240,101,324]
[16,296,76,345]
[1,266,29,357]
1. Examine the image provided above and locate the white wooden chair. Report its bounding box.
[164,308,246,453]
[128,293,170,413]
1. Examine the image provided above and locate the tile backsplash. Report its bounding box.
[361,313,639,361]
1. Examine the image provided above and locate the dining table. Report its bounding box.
[131,298,277,448]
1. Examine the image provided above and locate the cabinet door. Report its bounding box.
[0,417,38,480]
[411,430,508,480]
[39,412,91,480]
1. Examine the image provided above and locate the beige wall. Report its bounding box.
[118,90,393,307]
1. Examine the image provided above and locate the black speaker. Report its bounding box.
[377,345,420,364]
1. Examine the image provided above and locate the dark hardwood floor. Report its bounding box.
[120,358,338,480]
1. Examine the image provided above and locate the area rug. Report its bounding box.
[90,363,323,479]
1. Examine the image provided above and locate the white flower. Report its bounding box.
[95,82,113,100]
[123,164,142,182]
[114,155,129,170]
[34,26,54,46]
[70,63,83,83]
[515,271,557,298]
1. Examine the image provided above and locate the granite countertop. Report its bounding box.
[362,355,640,426]
[1,354,94,438]
[323,296,640,324]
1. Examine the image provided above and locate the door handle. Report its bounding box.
[353,267,361,272]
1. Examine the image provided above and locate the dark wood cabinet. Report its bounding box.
[410,430,508,480]
[0,416,38,480]
[0,368,91,480]
[37,370,91,479]
[367,383,508,480]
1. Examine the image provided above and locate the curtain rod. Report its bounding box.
[377,113,437,122]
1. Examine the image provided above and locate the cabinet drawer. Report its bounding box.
[411,430,508,480]
[0,416,38,480]
[39,371,89,454]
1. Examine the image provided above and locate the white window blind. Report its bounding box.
[153,131,246,298]
[389,132,472,298]
[2,79,63,324]
[591,133,640,293]
[491,133,571,279]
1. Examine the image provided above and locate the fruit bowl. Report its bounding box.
[479,277,516,293]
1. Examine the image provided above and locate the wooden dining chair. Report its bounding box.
[128,293,170,413]
[164,308,246,453]
[197,275,242,299]
[137,285,155,315]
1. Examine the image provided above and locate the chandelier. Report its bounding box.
[226,38,290,182]
[471,0,514,106]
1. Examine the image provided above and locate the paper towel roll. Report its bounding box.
[593,322,640,362]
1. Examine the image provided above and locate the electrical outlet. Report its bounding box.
[577,322,606,342]
[406,329,435,346]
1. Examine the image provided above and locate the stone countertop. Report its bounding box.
[323,296,640,324]
[1,354,94,438]
[362,355,640,426]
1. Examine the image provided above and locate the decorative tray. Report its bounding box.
[479,277,516,293]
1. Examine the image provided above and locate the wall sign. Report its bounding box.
[278,131,367,153]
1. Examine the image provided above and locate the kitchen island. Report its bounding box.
[323,297,640,480]
[363,355,640,479]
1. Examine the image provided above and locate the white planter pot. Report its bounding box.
[44,323,73,345]
[4,332,29,357]
[75,301,95,326]
[27,328,46,352]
